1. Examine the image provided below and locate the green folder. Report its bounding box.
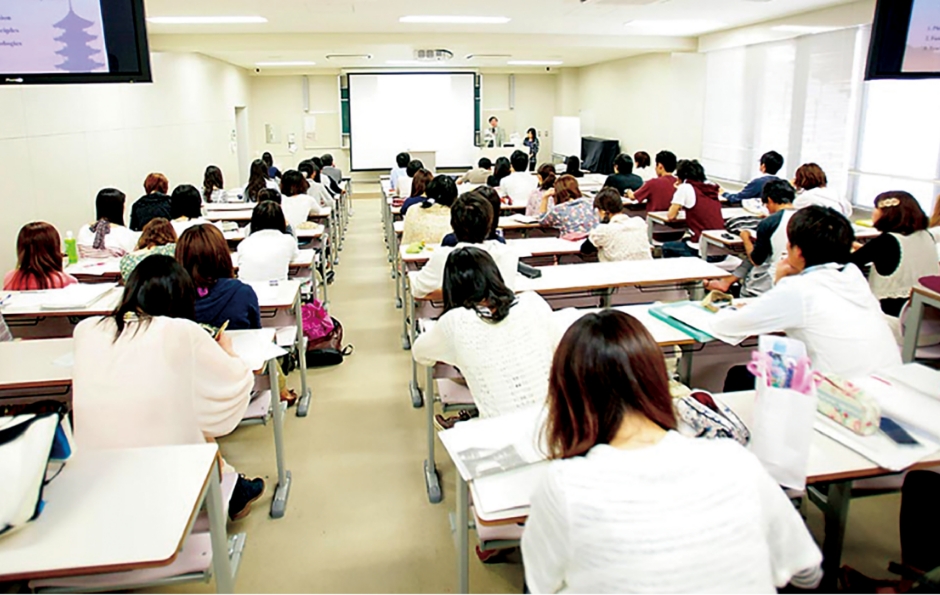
[648,301,716,343]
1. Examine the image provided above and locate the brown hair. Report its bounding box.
[410,169,433,198]
[175,224,234,288]
[594,187,624,220]
[136,218,177,250]
[634,151,651,169]
[11,222,65,290]
[537,163,557,191]
[794,163,827,191]
[545,310,676,460]
[931,195,940,228]
[144,173,169,195]
[873,191,930,236]
[554,174,582,205]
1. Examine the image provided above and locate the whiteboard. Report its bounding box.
[552,116,581,158]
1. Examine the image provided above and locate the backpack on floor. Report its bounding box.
[305,317,354,368]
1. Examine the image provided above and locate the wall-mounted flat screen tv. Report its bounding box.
[868,0,940,79]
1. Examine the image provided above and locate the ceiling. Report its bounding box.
[145,0,866,71]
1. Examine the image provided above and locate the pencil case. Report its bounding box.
[815,373,880,436]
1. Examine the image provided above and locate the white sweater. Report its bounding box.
[522,432,823,594]
[76,224,139,258]
[411,240,520,298]
[793,186,853,217]
[411,292,559,418]
[72,316,253,450]
[237,229,298,282]
[281,194,324,230]
[588,214,652,262]
[712,263,901,378]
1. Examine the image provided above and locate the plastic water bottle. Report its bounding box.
[64,231,78,264]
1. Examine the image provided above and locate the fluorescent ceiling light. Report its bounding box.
[507,60,563,66]
[466,54,512,60]
[771,25,839,34]
[147,16,267,24]
[325,54,373,60]
[255,61,316,67]
[399,15,510,24]
[623,19,725,36]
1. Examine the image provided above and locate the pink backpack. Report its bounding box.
[301,300,334,342]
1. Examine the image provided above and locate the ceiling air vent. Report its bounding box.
[414,49,454,62]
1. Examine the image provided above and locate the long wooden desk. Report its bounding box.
[0,338,73,405]
[903,284,940,363]
[0,444,238,593]
[698,225,882,261]
[646,207,750,242]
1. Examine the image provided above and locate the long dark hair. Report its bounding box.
[109,254,196,340]
[410,169,433,198]
[280,170,309,197]
[488,157,511,187]
[442,247,516,324]
[246,159,268,202]
[203,166,224,202]
[95,188,126,226]
[10,222,65,290]
[175,224,235,288]
[565,156,583,177]
[546,310,676,459]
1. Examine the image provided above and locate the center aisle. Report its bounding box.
[152,198,523,594]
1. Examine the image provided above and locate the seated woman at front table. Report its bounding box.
[603,153,643,196]
[539,174,599,236]
[661,159,724,259]
[237,201,298,283]
[77,188,138,259]
[849,191,939,316]
[581,188,651,262]
[521,310,823,594]
[412,246,558,427]
[71,255,264,521]
[119,217,177,282]
[792,163,852,217]
[130,173,172,232]
[401,174,458,245]
[563,155,584,178]
[526,163,557,218]
[399,168,434,216]
[170,184,209,236]
[442,186,505,247]
[176,224,261,331]
[203,165,225,203]
[4,222,78,291]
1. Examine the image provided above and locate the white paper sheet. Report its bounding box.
[661,303,746,346]
[228,329,284,371]
[814,414,940,472]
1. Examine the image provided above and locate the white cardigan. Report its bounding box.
[411,292,559,418]
[522,433,822,593]
[237,229,298,282]
[72,316,253,450]
[588,214,652,262]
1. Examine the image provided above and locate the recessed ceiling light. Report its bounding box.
[147,16,267,24]
[466,54,512,60]
[325,54,373,60]
[623,19,725,36]
[771,25,840,34]
[399,15,510,24]
[255,61,316,67]
[507,60,563,66]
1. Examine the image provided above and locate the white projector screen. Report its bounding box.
[348,73,476,170]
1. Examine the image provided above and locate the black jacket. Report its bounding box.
[130,193,172,231]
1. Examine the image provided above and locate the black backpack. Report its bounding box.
[305,317,354,367]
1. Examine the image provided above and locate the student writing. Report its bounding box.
[580,188,652,262]
[119,217,177,282]
[401,175,458,246]
[603,153,643,196]
[539,174,599,236]
[237,201,298,283]
[77,188,139,259]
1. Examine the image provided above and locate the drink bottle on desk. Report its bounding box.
[64,231,78,265]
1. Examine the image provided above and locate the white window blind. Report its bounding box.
[701,47,748,181]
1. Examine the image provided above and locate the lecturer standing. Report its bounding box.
[484,116,506,148]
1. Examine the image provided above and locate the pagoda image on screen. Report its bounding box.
[53,1,105,72]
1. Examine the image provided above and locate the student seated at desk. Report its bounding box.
[442,187,505,247]
[321,153,343,185]
[721,150,783,205]
[457,157,492,185]
[77,188,139,259]
[662,159,724,259]
[245,188,295,237]
[401,175,457,246]
[522,310,822,594]
[399,168,433,216]
[130,173,172,232]
[120,217,177,282]
[390,152,410,194]
[792,163,852,217]
[177,224,261,331]
[397,159,424,200]
[245,159,279,203]
[280,170,324,231]
[849,191,939,316]
[539,174,599,236]
[526,163,557,217]
[563,156,584,178]
[628,150,678,212]
[500,150,538,206]
[712,206,901,380]
[262,151,280,181]
[4,222,78,291]
[311,156,344,198]
[603,153,643,196]
[634,151,655,183]
[298,160,335,210]
[203,165,225,204]
[237,201,298,283]
[72,255,265,520]
[580,188,651,262]
[170,184,209,237]
[487,157,511,189]
[412,193,518,298]
[705,180,797,296]
[412,247,556,426]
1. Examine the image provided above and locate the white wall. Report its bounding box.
[480,73,557,161]
[0,52,251,275]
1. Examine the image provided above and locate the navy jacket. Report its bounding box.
[722,175,779,204]
[130,194,171,232]
[195,278,261,331]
